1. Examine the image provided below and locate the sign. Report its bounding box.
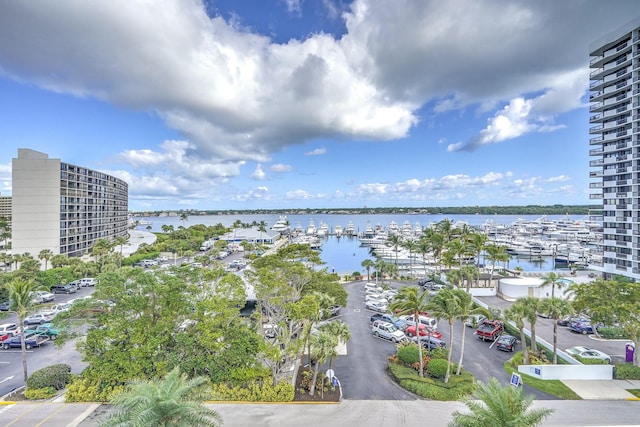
[325,369,335,381]
[510,373,521,387]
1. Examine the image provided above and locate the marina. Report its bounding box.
[133,213,598,276]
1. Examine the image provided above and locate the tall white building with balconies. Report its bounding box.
[589,18,640,279]
[11,148,129,258]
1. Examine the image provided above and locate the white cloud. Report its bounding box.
[251,164,267,180]
[547,175,570,183]
[285,189,314,200]
[270,163,293,172]
[305,147,327,156]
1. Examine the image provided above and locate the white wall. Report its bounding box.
[518,364,613,380]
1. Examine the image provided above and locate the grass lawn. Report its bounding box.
[504,353,581,400]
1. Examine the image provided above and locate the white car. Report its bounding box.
[365,294,388,304]
[364,283,383,293]
[371,320,407,343]
[32,290,55,304]
[565,346,611,364]
[365,300,388,313]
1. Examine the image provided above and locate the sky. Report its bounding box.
[0,0,638,211]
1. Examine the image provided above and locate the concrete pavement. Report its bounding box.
[562,380,640,400]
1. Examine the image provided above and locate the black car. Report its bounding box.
[495,334,517,352]
[413,335,446,350]
[50,284,77,294]
[0,301,10,311]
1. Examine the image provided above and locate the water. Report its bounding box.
[133,213,583,274]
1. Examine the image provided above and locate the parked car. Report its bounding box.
[50,302,72,314]
[464,314,487,328]
[0,323,18,338]
[0,301,10,311]
[365,294,388,304]
[364,283,383,293]
[365,300,388,313]
[2,333,48,350]
[25,323,59,340]
[557,315,590,327]
[32,290,55,303]
[23,312,55,325]
[371,320,407,343]
[495,334,518,352]
[79,278,97,287]
[475,319,504,341]
[370,313,408,331]
[69,280,83,291]
[565,346,611,364]
[50,284,77,294]
[411,335,446,350]
[399,314,438,331]
[405,324,443,339]
[569,321,595,335]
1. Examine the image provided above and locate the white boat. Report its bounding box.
[334,224,343,237]
[306,219,317,236]
[271,215,290,233]
[344,221,356,236]
[316,221,329,237]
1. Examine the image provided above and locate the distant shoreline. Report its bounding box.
[131,204,594,217]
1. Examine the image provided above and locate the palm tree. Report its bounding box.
[485,244,509,287]
[402,239,419,277]
[520,297,541,355]
[99,366,222,427]
[504,301,531,364]
[446,238,466,267]
[426,288,462,383]
[6,278,43,383]
[308,330,335,396]
[387,234,403,269]
[0,252,11,272]
[538,297,573,364]
[361,259,375,281]
[91,238,111,264]
[539,272,567,299]
[449,378,553,427]
[390,286,430,377]
[113,235,129,267]
[459,265,479,292]
[318,320,351,369]
[38,249,53,271]
[452,289,489,376]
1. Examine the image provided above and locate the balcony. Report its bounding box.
[589,159,604,166]
[590,194,604,199]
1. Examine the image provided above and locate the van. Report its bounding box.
[80,278,97,287]
[0,323,18,338]
[371,320,407,343]
[400,314,438,331]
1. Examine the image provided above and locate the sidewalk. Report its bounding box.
[562,380,640,400]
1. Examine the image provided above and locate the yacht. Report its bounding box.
[270,215,290,233]
[306,219,317,236]
[344,221,356,236]
[334,224,343,238]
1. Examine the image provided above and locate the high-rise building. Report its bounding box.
[589,18,640,279]
[0,194,10,222]
[11,148,128,258]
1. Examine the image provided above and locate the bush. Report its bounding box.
[65,377,125,402]
[24,386,57,400]
[598,327,629,339]
[26,364,72,391]
[427,359,449,379]
[397,344,420,365]
[210,379,294,402]
[575,356,608,365]
[615,364,640,380]
[387,363,475,400]
[427,348,448,360]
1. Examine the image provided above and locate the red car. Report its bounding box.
[405,324,442,339]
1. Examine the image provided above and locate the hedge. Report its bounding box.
[65,377,125,403]
[26,364,72,391]
[387,363,475,401]
[210,379,294,402]
[615,364,640,380]
[25,387,57,400]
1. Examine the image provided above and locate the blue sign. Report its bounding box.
[534,367,541,376]
[510,373,521,387]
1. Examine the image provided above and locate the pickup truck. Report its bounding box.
[25,323,59,340]
[475,319,504,341]
[2,332,49,350]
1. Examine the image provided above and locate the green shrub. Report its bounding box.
[427,348,448,360]
[387,363,475,400]
[397,344,420,365]
[65,377,125,402]
[24,387,57,400]
[210,379,294,402]
[427,359,449,379]
[598,327,629,339]
[26,364,72,391]
[615,364,640,380]
[576,356,608,365]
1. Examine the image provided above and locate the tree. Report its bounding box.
[484,244,510,287]
[504,301,531,365]
[38,249,53,271]
[308,330,336,396]
[538,297,573,364]
[426,288,462,383]
[361,259,375,281]
[317,320,351,370]
[539,272,566,299]
[91,238,112,264]
[519,297,541,355]
[390,286,430,377]
[113,235,129,267]
[452,289,489,376]
[449,378,553,427]
[99,366,222,427]
[386,234,403,269]
[6,278,43,383]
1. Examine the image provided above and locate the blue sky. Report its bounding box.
[0,0,637,211]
